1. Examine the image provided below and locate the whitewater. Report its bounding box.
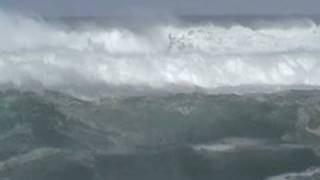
[1,10,320,97]
[2,9,320,180]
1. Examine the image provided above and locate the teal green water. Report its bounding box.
[0,90,320,180]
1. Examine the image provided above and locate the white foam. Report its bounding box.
[0,148,62,172]
[306,126,320,137]
[192,138,268,152]
[1,10,320,97]
[266,167,320,180]
[193,144,234,152]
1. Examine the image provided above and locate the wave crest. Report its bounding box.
[1,10,320,97]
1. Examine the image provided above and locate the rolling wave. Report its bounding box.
[3,9,320,180]
[1,10,320,97]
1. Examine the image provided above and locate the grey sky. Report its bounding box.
[0,0,320,16]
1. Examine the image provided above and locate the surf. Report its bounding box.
[1,10,320,98]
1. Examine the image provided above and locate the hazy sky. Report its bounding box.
[0,0,320,16]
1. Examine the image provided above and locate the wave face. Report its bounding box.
[1,10,320,97]
[1,90,320,180]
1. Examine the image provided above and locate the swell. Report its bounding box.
[1,90,320,180]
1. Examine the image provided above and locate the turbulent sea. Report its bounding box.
[2,10,320,180]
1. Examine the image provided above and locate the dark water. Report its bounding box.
[1,90,320,180]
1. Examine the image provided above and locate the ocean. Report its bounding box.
[1,10,320,180]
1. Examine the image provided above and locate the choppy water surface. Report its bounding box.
[0,90,320,180]
[1,9,320,180]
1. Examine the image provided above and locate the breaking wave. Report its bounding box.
[3,9,320,180]
[1,10,320,97]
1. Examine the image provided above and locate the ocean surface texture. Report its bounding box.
[1,10,320,180]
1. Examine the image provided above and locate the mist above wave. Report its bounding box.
[1,10,320,97]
